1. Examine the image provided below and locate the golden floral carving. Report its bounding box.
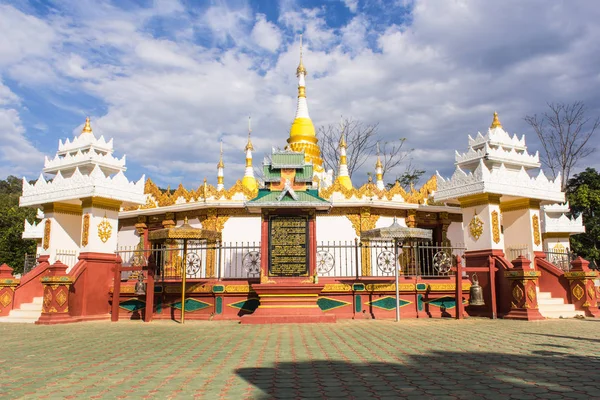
[532,214,541,246]
[322,284,352,292]
[44,291,53,308]
[56,289,67,307]
[82,214,90,247]
[572,284,584,300]
[0,291,12,307]
[512,285,524,302]
[225,285,253,293]
[469,215,484,241]
[491,210,500,244]
[43,219,51,250]
[527,285,536,303]
[97,215,113,243]
[588,286,596,299]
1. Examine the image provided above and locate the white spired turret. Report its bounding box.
[336,123,352,190]
[375,143,384,190]
[20,116,145,262]
[435,112,564,203]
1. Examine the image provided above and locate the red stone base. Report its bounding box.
[241,283,336,324]
[583,306,600,318]
[503,308,545,321]
[36,312,76,325]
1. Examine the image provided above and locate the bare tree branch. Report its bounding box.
[524,101,598,190]
[317,117,412,179]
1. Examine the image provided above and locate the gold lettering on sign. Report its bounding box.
[269,216,309,277]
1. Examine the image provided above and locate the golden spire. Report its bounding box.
[296,34,306,77]
[339,117,347,149]
[217,140,224,169]
[490,111,502,129]
[375,142,383,169]
[245,116,254,151]
[82,116,92,134]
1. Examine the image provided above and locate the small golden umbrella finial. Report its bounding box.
[82,116,92,133]
[296,33,306,77]
[490,111,502,129]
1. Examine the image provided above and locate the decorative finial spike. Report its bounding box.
[296,33,306,77]
[82,116,92,133]
[184,216,189,224]
[490,111,502,129]
[245,117,254,151]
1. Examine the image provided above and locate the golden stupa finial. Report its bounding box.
[339,116,347,148]
[245,116,254,151]
[217,140,224,168]
[490,111,502,129]
[82,116,92,134]
[376,142,382,168]
[296,33,306,77]
[184,216,189,225]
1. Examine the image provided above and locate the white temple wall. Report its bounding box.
[46,212,81,266]
[117,225,140,250]
[502,208,543,260]
[447,221,463,246]
[543,237,571,252]
[81,208,119,254]
[221,217,261,279]
[461,204,503,251]
[376,216,407,229]
[316,215,356,243]
[221,217,261,244]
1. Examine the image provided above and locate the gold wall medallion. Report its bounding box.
[43,219,51,250]
[532,215,541,246]
[572,284,584,301]
[97,215,113,243]
[82,214,90,247]
[491,211,500,244]
[469,215,484,241]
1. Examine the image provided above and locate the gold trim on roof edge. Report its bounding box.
[124,175,437,211]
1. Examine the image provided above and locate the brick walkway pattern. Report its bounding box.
[1,319,599,399]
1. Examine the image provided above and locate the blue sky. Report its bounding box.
[1,0,599,189]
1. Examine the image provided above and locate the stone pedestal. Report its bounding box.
[503,256,545,321]
[241,283,336,324]
[0,264,19,316]
[564,257,600,318]
[37,261,74,324]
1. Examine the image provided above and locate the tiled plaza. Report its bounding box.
[1,318,599,399]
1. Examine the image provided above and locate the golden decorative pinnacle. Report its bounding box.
[82,116,92,133]
[339,132,347,149]
[217,141,224,168]
[296,34,306,77]
[490,111,502,129]
[245,117,254,151]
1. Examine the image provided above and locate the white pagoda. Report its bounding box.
[20,117,145,264]
[435,112,569,257]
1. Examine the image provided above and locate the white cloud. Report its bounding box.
[342,0,359,13]
[251,14,282,52]
[1,0,600,187]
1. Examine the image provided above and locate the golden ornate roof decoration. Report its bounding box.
[148,216,221,242]
[490,111,502,129]
[82,116,92,133]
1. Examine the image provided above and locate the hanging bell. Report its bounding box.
[135,273,146,296]
[469,273,485,306]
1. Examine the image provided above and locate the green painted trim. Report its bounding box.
[227,298,260,313]
[215,297,223,314]
[317,297,350,312]
[417,294,424,311]
[119,299,146,312]
[366,296,411,311]
[353,283,365,291]
[416,283,428,291]
[169,298,212,312]
[355,295,362,313]
[212,285,225,293]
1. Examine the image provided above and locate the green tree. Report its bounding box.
[565,168,600,267]
[0,176,36,273]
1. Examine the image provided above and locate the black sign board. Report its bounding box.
[268,215,309,277]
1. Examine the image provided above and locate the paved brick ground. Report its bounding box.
[1,318,599,399]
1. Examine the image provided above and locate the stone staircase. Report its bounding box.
[0,297,43,323]
[537,291,585,319]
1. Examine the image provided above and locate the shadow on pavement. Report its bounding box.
[236,350,600,399]
[525,332,600,343]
